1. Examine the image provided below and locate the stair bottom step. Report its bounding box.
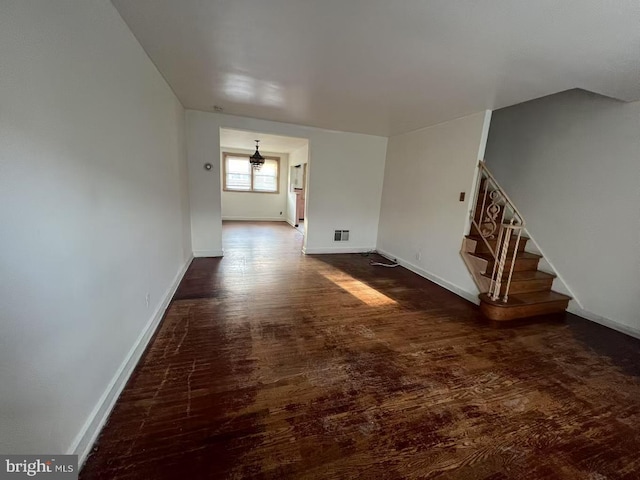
[481,271,555,295]
[479,292,570,321]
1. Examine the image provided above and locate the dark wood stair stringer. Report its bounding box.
[479,291,571,321]
[461,165,571,322]
[464,243,570,321]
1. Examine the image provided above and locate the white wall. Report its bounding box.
[286,144,309,226]
[485,89,640,334]
[0,0,192,459]
[186,110,388,255]
[377,111,492,302]
[220,148,289,221]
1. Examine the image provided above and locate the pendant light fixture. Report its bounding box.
[249,140,265,169]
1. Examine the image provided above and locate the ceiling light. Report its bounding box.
[249,140,265,169]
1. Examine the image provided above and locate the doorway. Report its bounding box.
[291,163,307,233]
[219,128,310,252]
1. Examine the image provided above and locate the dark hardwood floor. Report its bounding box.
[81,221,640,479]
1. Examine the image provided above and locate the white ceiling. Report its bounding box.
[220,128,308,153]
[112,0,640,136]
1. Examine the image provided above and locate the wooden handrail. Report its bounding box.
[478,161,525,227]
[469,161,528,303]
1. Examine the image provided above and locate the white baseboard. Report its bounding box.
[302,246,375,255]
[69,255,194,467]
[193,249,224,258]
[285,219,297,228]
[519,234,640,339]
[376,248,480,305]
[379,250,640,339]
[222,216,286,222]
[567,304,640,340]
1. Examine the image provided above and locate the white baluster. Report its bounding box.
[502,223,522,303]
[491,226,512,301]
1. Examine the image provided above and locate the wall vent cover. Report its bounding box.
[334,230,350,241]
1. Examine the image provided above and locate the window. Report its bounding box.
[223,153,280,193]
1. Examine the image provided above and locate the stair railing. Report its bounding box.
[470,161,526,302]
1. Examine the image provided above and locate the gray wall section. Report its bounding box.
[485,89,640,333]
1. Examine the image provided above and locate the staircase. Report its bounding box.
[461,162,570,321]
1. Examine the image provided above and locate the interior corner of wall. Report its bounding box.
[477,110,493,162]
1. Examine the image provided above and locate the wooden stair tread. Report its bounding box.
[466,234,530,243]
[467,172,570,321]
[481,270,555,282]
[470,251,541,262]
[479,290,571,307]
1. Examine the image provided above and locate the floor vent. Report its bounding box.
[334,230,350,241]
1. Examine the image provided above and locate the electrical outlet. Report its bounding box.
[145,293,150,308]
[280,211,282,215]
[459,192,466,202]
[416,251,421,261]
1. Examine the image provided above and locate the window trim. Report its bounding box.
[222,152,281,194]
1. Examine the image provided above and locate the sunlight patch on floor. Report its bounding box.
[320,270,396,306]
